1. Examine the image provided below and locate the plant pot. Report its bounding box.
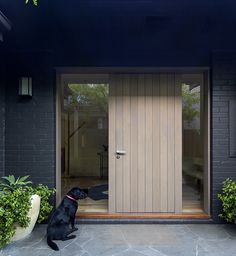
[11,194,41,242]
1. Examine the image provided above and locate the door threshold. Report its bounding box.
[76,212,210,219]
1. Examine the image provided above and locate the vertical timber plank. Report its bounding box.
[174,74,182,213]
[130,75,139,212]
[138,74,146,212]
[109,75,116,212]
[167,74,175,212]
[145,74,153,212]
[152,74,161,212]
[123,75,131,212]
[160,74,168,212]
[116,75,124,212]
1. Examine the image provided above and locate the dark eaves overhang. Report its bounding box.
[0,10,11,42]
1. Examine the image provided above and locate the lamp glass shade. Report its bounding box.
[19,77,32,96]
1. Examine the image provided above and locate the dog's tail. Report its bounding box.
[47,235,59,251]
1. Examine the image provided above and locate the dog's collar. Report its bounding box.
[66,195,77,203]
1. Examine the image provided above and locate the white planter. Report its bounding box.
[11,194,41,242]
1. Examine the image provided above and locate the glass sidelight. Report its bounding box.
[61,83,109,212]
[182,74,208,213]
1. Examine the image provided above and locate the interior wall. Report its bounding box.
[62,100,108,177]
[183,130,203,158]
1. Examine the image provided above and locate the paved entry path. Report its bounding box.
[1,224,236,256]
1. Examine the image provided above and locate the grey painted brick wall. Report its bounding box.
[5,52,56,188]
[0,62,5,177]
[212,51,236,221]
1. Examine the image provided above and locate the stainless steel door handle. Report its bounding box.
[115,150,126,159]
[116,150,126,155]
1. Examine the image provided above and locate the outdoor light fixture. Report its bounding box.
[19,77,32,97]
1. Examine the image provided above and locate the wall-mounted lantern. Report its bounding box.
[19,77,32,97]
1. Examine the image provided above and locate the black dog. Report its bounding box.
[47,187,87,251]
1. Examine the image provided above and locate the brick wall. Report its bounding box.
[0,62,5,177]
[212,51,236,221]
[5,52,56,188]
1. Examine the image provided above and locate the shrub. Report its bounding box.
[0,187,32,248]
[218,178,236,224]
[0,175,55,248]
[34,184,55,223]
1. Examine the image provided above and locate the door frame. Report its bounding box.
[55,67,210,215]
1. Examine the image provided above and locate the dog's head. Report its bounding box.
[68,187,88,200]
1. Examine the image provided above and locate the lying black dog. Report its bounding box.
[47,187,87,251]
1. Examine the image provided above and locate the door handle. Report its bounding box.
[116,150,126,155]
[115,150,126,159]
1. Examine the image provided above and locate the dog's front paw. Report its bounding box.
[73,227,78,231]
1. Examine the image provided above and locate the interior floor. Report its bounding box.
[62,177,108,212]
[62,177,203,213]
[182,184,204,213]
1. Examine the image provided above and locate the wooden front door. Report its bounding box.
[109,74,182,213]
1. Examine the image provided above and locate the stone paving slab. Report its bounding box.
[1,224,236,256]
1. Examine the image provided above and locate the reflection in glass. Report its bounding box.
[61,84,109,212]
[182,79,204,212]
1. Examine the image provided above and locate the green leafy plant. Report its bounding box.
[33,184,55,223]
[0,187,32,248]
[25,0,38,6]
[0,175,32,192]
[218,178,236,223]
[68,84,108,114]
[0,175,55,248]
[182,84,200,125]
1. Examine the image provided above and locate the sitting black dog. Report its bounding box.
[47,187,87,251]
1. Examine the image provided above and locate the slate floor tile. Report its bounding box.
[186,224,229,240]
[1,224,236,256]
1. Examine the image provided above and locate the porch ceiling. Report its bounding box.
[1,1,236,65]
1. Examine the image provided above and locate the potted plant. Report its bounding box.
[0,175,55,248]
[218,178,236,223]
